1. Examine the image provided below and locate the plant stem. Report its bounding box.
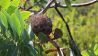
[54,3,82,56]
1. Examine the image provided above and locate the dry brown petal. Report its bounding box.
[53,28,63,40]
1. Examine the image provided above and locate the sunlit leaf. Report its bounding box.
[0,0,10,10]
[32,6,40,11]
[3,11,17,36]
[81,50,89,56]
[7,6,17,15]
[11,13,21,36]
[11,0,20,7]
[20,11,31,20]
[94,44,98,55]
[0,12,8,29]
[15,9,24,30]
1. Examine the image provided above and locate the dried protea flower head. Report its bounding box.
[52,28,63,40]
[29,14,52,35]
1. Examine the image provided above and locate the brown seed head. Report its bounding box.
[29,14,52,35]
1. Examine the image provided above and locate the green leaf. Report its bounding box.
[94,44,98,55]
[20,11,31,20]
[81,50,89,56]
[0,17,6,35]
[30,30,35,40]
[11,13,21,36]
[29,46,38,56]
[0,12,8,29]
[21,29,29,43]
[7,5,17,15]
[11,47,18,56]
[64,0,71,10]
[11,0,20,7]
[3,11,16,35]
[37,44,44,56]
[0,0,10,10]
[38,32,48,43]
[15,9,24,31]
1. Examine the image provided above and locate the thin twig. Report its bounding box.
[54,2,82,56]
[50,0,98,8]
[37,0,54,15]
[23,0,29,10]
[26,6,33,11]
[46,35,62,56]
[19,0,98,14]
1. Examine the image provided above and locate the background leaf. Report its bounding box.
[64,0,71,10]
